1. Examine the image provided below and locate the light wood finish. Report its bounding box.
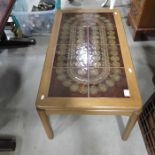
[35,9,142,140]
[37,108,54,139]
[122,111,141,140]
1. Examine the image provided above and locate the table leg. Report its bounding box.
[37,108,54,139]
[122,111,140,140]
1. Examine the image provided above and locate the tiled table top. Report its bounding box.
[36,9,142,112]
[48,12,128,98]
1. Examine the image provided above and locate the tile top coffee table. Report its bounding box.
[35,9,142,140]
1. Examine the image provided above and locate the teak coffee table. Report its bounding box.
[35,9,142,140]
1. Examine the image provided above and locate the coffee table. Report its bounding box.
[35,9,142,140]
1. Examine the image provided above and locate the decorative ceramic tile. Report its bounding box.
[61,13,116,27]
[53,44,124,67]
[57,13,119,45]
[88,26,119,45]
[88,68,128,97]
[48,12,129,98]
[48,67,88,97]
[88,45,124,67]
[48,67,128,97]
[53,44,88,67]
[57,27,88,44]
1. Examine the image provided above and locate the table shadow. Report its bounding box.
[52,115,80,137]
[115,116,125,137]
[0,67,21,128]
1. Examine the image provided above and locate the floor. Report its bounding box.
[0,0,154,155]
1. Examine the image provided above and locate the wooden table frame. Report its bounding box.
[35,9,142,140]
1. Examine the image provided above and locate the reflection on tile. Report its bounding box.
[89,68,128,97]
[49,12,128,98]
[53,44,124,68]
[48,67,88,97]
[88,45,124,67]
[53,44,88,67]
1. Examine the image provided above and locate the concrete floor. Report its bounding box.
[1,0,155,155]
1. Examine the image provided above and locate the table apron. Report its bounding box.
[45,109,137,116]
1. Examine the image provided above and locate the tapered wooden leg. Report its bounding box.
[37,108,54,139]
[122,111,140,141]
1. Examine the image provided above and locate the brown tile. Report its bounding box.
[88,26,119,45]
[48,67,88,97]
[53,44,88,67]
[88,68,129,97]
[88,45,124,67]
[61,13,116,27]
[57,27,88,44]
[49,12,128,98]
[97,13,116,26]
[57,12,118,45]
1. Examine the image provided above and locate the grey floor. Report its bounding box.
[0,0,154,155]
